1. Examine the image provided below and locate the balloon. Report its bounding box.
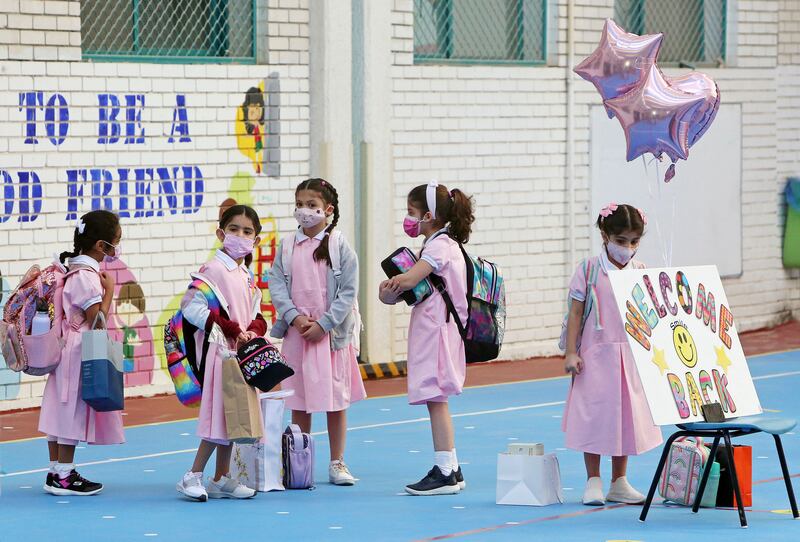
[604,64,706,164]
[573,19,663,118]
[666,72,720,147]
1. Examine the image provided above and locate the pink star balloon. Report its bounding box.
[604,64,706,165]
[666,72,720,148]
[574,19,663,118]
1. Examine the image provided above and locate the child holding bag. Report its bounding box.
[562,203,663,506]
[39,210,125,496]
[175,204,268,501]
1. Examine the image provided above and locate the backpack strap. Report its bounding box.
[281,232,297,279]
[424,231,469,340]
[328,229,343,277]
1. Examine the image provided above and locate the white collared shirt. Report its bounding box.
[68,254,100,272]
[295,228,327,243]
[215,249,248,272]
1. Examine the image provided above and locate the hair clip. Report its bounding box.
[76,218,86,234]
[599,202,618,220]
[638,208,648,226]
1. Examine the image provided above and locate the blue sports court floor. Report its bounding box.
[2,350,799,542]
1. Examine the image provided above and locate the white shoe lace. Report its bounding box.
[331,461,352,476]
[184,472,203,488]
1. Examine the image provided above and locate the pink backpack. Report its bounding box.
[0,260,70,375]
[658,436,711,505]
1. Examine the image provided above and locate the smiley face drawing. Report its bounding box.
[672,324,698,368]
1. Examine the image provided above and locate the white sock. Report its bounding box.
[434,451,454,476]
[451,448,459,472]
[55,463,75,479]
[48,461,57,474]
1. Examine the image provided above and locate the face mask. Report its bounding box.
[223,233,255,260]
[294,207,326,229]
[606,241,636,266]
[403,215,422,238]
[102,241,121,263]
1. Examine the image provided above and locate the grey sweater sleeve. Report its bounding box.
[268,238,301,327]
[317,236,359,333]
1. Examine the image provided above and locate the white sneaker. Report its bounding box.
[328,460,356,486]
[176,471,208,502]
[582,476,605,506]
[606,476,646,504]
[206,475,256,499]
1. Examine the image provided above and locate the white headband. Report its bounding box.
[76,218,86,234]
[426,179,438,220]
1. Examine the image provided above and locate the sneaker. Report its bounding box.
[582,476,605,506]
[49,470,103,496]
[176,471,208,502]
[454,466,466,490]
[405,466,460,496]
[606,476,645,504]
[43,472,55,494]
[206,475,256,499]
[329,460,356,486]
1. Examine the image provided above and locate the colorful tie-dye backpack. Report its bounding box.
[428,233,506,363]
[163,275,226,407]
[658,436,711,505]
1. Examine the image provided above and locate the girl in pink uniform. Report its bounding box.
[176,204,267,501]
[562,203,662,506]
[39,210,124,496]
[270,178,366,486]
[379,181,474,496]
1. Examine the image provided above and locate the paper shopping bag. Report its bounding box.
[231,389,294,492]
[716,444,752,507]
[80,313,124,412]
[496,453,564,506]
[222,355,264,444]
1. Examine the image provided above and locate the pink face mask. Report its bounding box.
[223,233,255,260]
[101,240,121,263]
[606,241,636,266]
[294,207,327,229]
[403,215,422,238]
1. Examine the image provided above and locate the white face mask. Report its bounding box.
[294,207,326,229]
[606,241,636,266]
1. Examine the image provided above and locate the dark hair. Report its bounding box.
[117,281,145,313]
[408,184,475,244]
[295,178,339,267]
[595,203,645,237]
[219,204,262,267]
[60,210,120,264]
[242,87,265,135]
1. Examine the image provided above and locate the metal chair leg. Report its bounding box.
[640,431,685,522]
[722,431,748,528]
[773,434,799,518]
[692,435,720,513]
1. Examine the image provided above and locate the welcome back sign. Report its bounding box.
[608,265,762,425]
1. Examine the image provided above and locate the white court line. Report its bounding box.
[0,400,565,479]
[752,371,800,381]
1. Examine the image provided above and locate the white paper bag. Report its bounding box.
[496,452,564,506]
[81,313,123,372]
[231,389,294,492]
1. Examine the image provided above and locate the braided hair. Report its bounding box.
[59,210,120,264]
[295,178,339,267]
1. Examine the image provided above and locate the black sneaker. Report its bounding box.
[43,472,56,494]
[454,466,466,490]
[49,471,103,496]
[405,466,460,496]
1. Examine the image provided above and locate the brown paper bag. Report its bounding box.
[223,356,264,444]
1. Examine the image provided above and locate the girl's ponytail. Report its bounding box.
[445,188,475,244]
[59,229,80,264]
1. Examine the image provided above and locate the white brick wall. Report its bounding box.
[0,0,311,409]
[388,0,800,361]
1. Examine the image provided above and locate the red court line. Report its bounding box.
[413,472,800,541]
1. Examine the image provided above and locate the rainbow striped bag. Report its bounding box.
[163,275,225,407]
[658,436,711,505]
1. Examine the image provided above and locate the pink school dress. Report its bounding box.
[38,255,125,445]
[281,233,366,413]
[561,250,662,456]
[406,231,468,406]
[194,251,263,443]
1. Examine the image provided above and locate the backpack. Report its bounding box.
[0,260,71,376]
[281,229,363,353]
[429,233,506,363]
[659,436,711,505]
[163,274,227,407]
[557,258,601,352]
[281,423,315,489]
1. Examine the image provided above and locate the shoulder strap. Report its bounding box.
[281,232,297,278]
[328,230,343,274]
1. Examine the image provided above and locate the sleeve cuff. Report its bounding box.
[247,315,267,336]
[284,308,301,326]
[317,315,334,333]
[80,295,103,311]
[569,291,586,303]
[420,254,439,271]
